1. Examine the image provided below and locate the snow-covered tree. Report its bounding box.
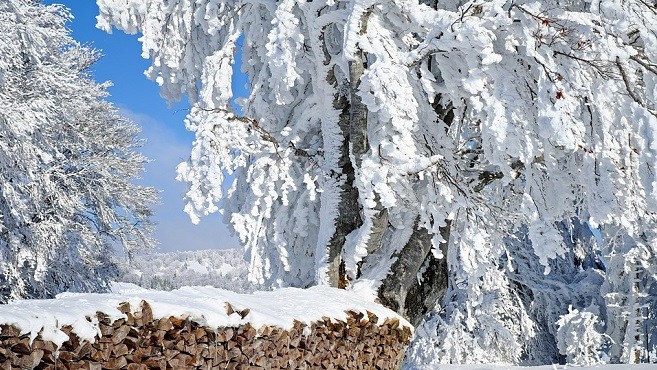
[555,304,606,365]
[602,237,656,363]
[0,0,156,302]
[97,0,657,364]
[116,248,261,293]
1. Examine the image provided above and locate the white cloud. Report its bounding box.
[119,108,241,252]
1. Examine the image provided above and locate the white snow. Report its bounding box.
[185,260,209,274]
[115,249,258,293]
[0,283,411,348]
[218,262,235,275]
[405,366,657,370]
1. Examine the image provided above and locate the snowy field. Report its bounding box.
[405,366,657,370]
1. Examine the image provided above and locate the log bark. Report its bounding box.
[378,219,450,327]
[324,25,363,288]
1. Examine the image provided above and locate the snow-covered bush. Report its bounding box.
[602,241,657,363]
[555,305,605,365]
[405,218,536,365]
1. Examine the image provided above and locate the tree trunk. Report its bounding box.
[325,62,362,288]
[325,9,389,286]
[325,8,448,326]
[348,14,388,261]
[378,220,450,327]
[320,17,364,288]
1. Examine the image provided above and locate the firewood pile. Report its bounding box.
[0,300,412,369]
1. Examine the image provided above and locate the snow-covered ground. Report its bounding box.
[405,366,657,370]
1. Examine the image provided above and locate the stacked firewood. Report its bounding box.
[0,301,412,369]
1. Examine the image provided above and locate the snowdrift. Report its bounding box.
[0,283,412,369]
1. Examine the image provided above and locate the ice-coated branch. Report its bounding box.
[196,107,320,163]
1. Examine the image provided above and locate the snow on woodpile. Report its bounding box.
[0,283,412,369]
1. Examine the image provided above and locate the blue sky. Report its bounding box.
[46,1,241,252]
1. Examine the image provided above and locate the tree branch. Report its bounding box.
[197,107,320,163]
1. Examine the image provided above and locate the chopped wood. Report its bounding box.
[111,344,129,357]
[103,355,128,369]
[12,348,42,369]
[168,316,185,328]
[0,326,20,338]
[10,340,31,355]
[156,318,172,331]
[126,364,147,370]
[140,301,153,324]
[111,325,131,344]
[142,356,166,369]
[0,304,409,369]
[117,302,131,314]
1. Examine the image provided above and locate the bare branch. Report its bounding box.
[630,54,657,76]
[616,57,644,105]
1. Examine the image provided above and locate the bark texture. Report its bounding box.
[326,63,363,288]
[378,220,450,327]
[322,14,363,288]
[323,8,449,326]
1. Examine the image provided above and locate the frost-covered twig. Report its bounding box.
[197,107,320,163]
[630,54,657,77]
[616,57,657,118]
[553,51,614,79]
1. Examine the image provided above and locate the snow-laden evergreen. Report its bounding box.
[0,0,156,302]
[97,0,657,364]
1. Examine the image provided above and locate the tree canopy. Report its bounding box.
[97,0,657,364]
[0,0,156,302]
